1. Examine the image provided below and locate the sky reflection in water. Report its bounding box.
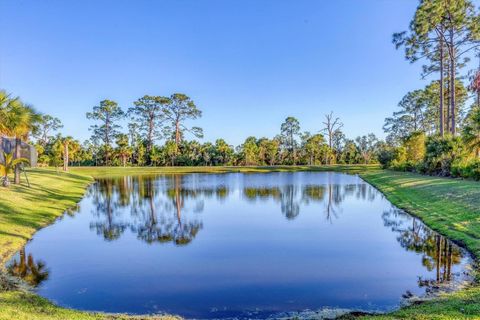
[10,172,471,319]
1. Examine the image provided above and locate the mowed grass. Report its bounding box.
[358,170,480,320]
[0,291,180,320]
[0,165,479,320]
[0,168,93,264]
[0,165,378,320]
[360,170,480,259]
[69,164,379,178]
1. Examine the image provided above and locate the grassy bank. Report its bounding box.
[0,168,93,264]
[0,166,479,319]
[0,291,180,320]
[0,165,377,320]
[68,164,379,178]
[358,170,480,320]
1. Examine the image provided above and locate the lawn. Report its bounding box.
[68,164,379,177]
[0,166,479,320]
[357,170,480,320]
[0,168,93,264]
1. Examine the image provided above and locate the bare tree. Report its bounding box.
[322,112,343,164]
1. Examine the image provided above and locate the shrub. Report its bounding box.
[37,155,50,167]
[451,158,480,180]
[404,131,426,163]
[377,146,406,169]
[377,148,396,168]
[423,135,465,176]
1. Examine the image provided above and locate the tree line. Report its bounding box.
[0,89,385,183]
[2,0,480,183]
[380,0,480,180]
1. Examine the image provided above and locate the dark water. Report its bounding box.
[9,172,471,319]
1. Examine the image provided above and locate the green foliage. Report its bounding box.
[33,114,63,147]
[115,134,132,167]
[462,106,480,157]
[86,100,125,165]
[280,116,300,164]
[404,131,426,163]
[128,95,169,162]
[377,145,406,169]
[423,135,465,176]
[162,93,203,145]
[383,129,479,180]
[214,139,235,165]
[359,169,480,320]
[384,90,429,143]
[451,158,480,180]
[239,136,259,165]
[355,134,380,164]
[0,152,29,186]
[303,133,329,165]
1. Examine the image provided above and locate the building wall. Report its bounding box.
[0,137,38,167]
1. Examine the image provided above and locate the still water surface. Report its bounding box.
[9,172,471,318]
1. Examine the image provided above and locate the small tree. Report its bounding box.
[404,132,426,163]
[115,134,133,167]
[304,134,329,165]
[280,117,300,164]
[240,137,259,166]
[0,152,29,187]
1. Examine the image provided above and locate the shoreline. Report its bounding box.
[1,166,479,320]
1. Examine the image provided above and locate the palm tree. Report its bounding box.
[60,136,79,171]
[7,249,49,287]
[0,151,29,187]
[115,134,132,167]
[0,91,40,184]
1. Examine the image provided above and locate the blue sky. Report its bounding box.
[0,0,430,145]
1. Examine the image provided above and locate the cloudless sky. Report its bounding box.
[0,0,430,146]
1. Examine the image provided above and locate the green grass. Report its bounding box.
[360,170,480,259]
[1,165,479,320]
[0,291,180,320]
[358,170,480,320]
[68,164,379,178]
[0,168,93,264]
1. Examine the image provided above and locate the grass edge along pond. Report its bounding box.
[0,166,478,320]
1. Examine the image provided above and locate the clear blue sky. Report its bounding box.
[0,0,428,145]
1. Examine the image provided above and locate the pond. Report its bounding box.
[8,172,472,319]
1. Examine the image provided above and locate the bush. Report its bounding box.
[377,148,396,168]
[37,155,50,167]
[423,135,465,176]
[404,131,426,163]
[451,158,480,180]
[377,146,406,169]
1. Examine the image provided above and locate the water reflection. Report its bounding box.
[86,174,467,285]
[17,172,471,318]
[90,179,128,241]
[7,249,49,287]
[382,207,464,291]
[90,175,379,244]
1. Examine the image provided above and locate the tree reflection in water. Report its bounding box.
[382,207,464,291]
[242,181,376,222]
[136,175,204,245]
[7,249,49,287]
[88,174,384,245]
[90,175,206,245]
[14,173,474,317]
[89,179,129,241]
